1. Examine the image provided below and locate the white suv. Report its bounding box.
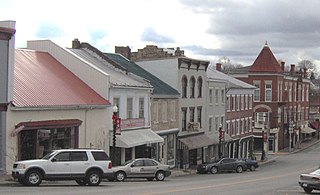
[12,149,113,186]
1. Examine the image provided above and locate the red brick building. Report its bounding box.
[229,43,311,153]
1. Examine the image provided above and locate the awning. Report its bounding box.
[115,129,164,148]
[179,133,215,150]
[301,126,316,134]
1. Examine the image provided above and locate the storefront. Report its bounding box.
[14,119,82,160]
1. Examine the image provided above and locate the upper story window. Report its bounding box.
[190,76,195,98]
[197,77,203,98]
[139,97,144,118]
[265,82,272,102]
[253,81,260,102]
[153,102,159,123]
[189,107,195,122]
[215,89,219,104]
[113,97,120,116]
[241,95,244,110]
[182,75,187,98]
[221,89,225,104]
[209,117,213,132]
[278,81,283,102]
[162,101,168,122]
[249,95,252,109]
[226,95,230,112]
[181,108,187,131]
[209,88,213,104]
[306,86,309,101]
[127,97,133,118]
[170,101,176,121]
[197,107,202,128]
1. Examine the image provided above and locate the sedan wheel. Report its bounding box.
[155,171,165,181]
[116,171,126,182]
[236,166,243,173]
[210,167,218,174]
[250,165,256,171]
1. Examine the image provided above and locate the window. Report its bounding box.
[182,76,187,98]
[278,108,281,123]
[144,159,157,166]
[215,117,219,131]
[198,77,203,98]
[113,97,120,116]
[209,88,213,104]
[215,89,219,104]
[298,84,302,101]
[241,95,244,110]
[245,95,248,110]
[306,86,309,102]
[170,101,176,121]
[278,81,283,102]
[209,117,213,132]
[139,97,144,118]
[127,97,133,118]
[265,82,272,102]
[254,82,260,102]
[54,152,70,161]
[182,108,187,131]
[190,77,195,98]
[249,95,252,109]
[302,84,305,101]
[197,107,202,128]
[133,159,144,166]
[71,152,88,161]
[153,102,159,123]
[221,89,225,104]
[220,117,224,130]
[289,82,292,102]
[91,151,109,161]
[226,95,230,111]
[189,107,195,122]
[162,101,168,122]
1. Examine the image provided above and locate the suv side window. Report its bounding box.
[91,151,109,161]
[71,151,88,161]
[54,152,70,162]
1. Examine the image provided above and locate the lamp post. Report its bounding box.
[289,121,293,153]
[218,124,224,159]
[112,105,118,163]
[261,130,265,161]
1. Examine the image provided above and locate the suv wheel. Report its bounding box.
[86,171,102,186]
[24,170,42,186]
[155,171,165,181]
[116,171,126,182]
[75,179,87,186]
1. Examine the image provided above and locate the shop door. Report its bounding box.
[19,130,37,160]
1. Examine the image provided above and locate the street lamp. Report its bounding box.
[218,124,224,159]
[261,130,265,161]
[112,105,118,163]
[289,121,293,153]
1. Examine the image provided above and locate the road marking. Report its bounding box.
[140,167,317,195]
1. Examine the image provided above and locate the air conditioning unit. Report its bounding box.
[188,122,200,131]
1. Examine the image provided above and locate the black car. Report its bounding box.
[197,158,247,174]
[239,158,259,171]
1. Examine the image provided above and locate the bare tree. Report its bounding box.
[218,56,243,73]
[298,59,317,78]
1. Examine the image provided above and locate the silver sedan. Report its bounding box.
[111,158,171,182]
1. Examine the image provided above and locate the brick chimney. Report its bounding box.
[281,61,285,71]
[115,46,131,60]
[290,64,295,76]
[216,63,222,71]
[72,38,81,49]
[174,47,184,56]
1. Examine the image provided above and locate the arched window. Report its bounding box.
[197,77,203,98]
[190,77,195,98]
[181,76,188,98]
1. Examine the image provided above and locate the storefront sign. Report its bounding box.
[121,118,145,129]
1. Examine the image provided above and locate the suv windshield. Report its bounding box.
[42,150,57,160]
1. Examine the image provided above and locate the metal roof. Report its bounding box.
[13,49,110,108]
[105,53,180,96]
[68,48,152,89]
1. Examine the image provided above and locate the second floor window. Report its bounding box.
[139,98,144,118]
[221,89,225,103]
[197,107,202,127]
[209,89,213,104]
[198,77,203,98]
[182,108,187,131]
[127,98,133,118]
[215,89,219,104]
[190,77,195,98]
[254,83,260,102]
[182,76,187,98]
[162,101,168,122]
[265,83,272,102]
[189,107,195,122]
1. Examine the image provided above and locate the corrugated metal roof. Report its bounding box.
[13,49,110,108]
[68,49,152,89]
[105,53,180,96]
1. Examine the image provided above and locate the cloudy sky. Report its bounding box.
[1,0,320,67]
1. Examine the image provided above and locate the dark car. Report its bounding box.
[299,169,320,194]
[239,158,259,171]
[197,158,247,174]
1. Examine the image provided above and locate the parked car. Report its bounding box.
[239,158,259,171]
[111,158,171,182]
[12,149,114,186]
[298,169,320,194]
[197,158,247,174]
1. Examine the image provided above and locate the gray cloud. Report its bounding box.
[141,27,175,43]
[179,0,320,66]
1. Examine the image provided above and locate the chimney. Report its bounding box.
[72,38,81,49]
[281,61,285,71]
[290,64,295,76]
[115,46,131,60]
[216,63,222,71]
[175,47,184,56]
[303,67,307,78]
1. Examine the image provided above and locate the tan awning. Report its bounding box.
[301,126,316,134]
[179,133,215,150]
[115,128,164,148]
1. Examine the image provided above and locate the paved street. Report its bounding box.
[1,138,319,195]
